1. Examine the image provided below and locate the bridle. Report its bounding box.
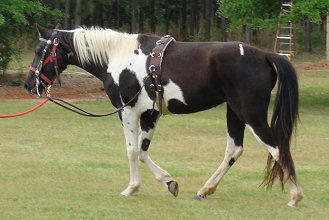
[29,34,65,96]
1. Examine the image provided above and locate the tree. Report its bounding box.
[0,0,63,73]
[292,0,329,52]
[217,0,329,47]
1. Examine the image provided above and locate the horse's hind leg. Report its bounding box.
[246,121,303,207]
[195,105,245,199]
[138,110,178,197]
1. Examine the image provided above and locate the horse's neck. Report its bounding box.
[66,30,139,81]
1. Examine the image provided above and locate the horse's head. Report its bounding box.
[24,24,70,96]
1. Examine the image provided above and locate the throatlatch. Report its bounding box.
[148,35,175,115]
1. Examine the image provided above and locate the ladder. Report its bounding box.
[273,1,294,60]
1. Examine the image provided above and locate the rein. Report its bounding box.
[0,92,51,118]
[0,82,146,118]
[40,79,146,117]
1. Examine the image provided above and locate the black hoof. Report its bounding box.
[193,194,201,201]
[193,194,206,201]
[167,181,179,197]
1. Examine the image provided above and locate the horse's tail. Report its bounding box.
[264,53,299,190]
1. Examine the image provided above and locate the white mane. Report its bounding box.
[72,27,139,66]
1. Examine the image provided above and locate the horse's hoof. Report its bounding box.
[120,186,139,196]
[287,202,297,208]
[167,180,179,197]
[193,194,201,201]
[193,194,206,201]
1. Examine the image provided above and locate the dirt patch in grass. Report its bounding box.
[0,59,328,100]
[293,59,329,72]
[0,73,105,100]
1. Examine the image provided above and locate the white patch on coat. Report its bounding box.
[226,132,243,161]
[163,79,187,107]
[246,124,279,160]
[239,43,244,56]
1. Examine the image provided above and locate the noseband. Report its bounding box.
[29,35,65,96]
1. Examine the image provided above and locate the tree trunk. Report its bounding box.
[116,0,120,29]
[327,15,329,60]
[93,1,100,26]
[181,0,187,40]
[245,25,252,44]
[202,0,206,19]
[107,3,112,28]
[164,1,169,34]
[305,21,312,52]
[54,0,60,25]
[320,16,326,32]
[64,0,70,29]
[74,0,81,28]
[173,1,179,26]
[139,5,144,33]
[221,16,227,41]
[190,0,198,37]
[150,0,155,33]
[204,0,211,40]
[131,0,136,33]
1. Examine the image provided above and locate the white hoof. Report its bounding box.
[287,201,298,208]
[120,185,139,196]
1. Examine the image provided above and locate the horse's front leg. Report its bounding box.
[120,109,141,196]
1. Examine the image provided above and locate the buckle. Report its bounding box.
[53,38,59,46]
[156,40,163,45]
[149,65,156,73]
[150,52,162,58]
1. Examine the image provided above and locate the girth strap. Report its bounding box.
[148,35,175,115]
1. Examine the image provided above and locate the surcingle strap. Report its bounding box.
[148,35,175,115]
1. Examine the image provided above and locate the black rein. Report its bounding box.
[42,77,147,117]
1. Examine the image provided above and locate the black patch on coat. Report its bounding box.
[119,69,141,107]
[134,49,139,55]
[137,34,160,55]
[140,110,159,132]
[141,139,151,151]
[229,158,235,166]
[103,72,122,109]
[226,105,245,147]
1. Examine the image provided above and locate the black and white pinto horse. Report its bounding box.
[25,24,303,207]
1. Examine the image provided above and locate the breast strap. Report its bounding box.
[148,35,175,115]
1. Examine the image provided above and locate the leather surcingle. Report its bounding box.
[148,35,175,115]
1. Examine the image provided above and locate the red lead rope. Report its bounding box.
[0,92,51,118]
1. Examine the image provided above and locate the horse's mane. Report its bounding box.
[71,27,138,66]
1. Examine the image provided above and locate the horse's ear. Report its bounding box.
[55,23,62,30]
[36,24,51,38]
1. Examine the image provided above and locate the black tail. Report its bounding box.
[264,54,299,190]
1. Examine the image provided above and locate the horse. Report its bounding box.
[24,24,304,207]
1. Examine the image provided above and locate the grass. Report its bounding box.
[0,69,328,219]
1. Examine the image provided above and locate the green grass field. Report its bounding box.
[0,67,328,219]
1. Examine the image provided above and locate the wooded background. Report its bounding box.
[0,0,328,71]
